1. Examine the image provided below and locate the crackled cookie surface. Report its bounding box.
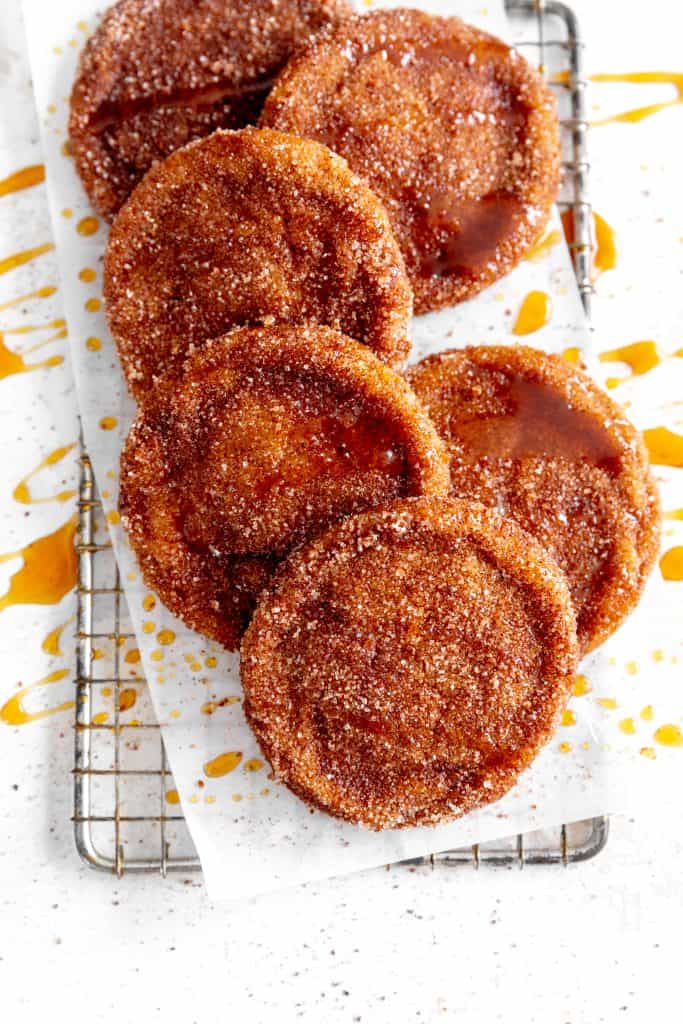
[261,8,561,312]
[407,346,661,653]
[242,497,577,829]
[104,127,412,397]
[69,0,352,219]
[120,325,449,648]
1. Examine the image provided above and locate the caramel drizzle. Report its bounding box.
[0,164,45,199]
[1,668,73,726]
[14,442,77,505]
[0,242,54,277]
[590,71,683,127]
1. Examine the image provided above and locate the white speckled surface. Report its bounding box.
[1,0,681,1018]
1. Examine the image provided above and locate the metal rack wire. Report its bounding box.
[73,0,608,876]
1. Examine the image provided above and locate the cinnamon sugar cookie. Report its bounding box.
[407,346,661,653]
[69,0,352,219]
[120,325,450,648]
[242,497,577,830]
[261,8,561,313]
[104,127,412,398]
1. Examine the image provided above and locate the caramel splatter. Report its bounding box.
[0,517,77,612]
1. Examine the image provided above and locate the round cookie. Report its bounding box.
[242,497,578,830]
[261,8,561,313]
[104,127,413,398]
[407,345,661,653]
[120,324,450,648]
[69,0,353,219]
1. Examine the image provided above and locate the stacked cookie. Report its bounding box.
[71,2,660,830]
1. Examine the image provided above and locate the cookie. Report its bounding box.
[104,127,413,398]
[242,497,578,829]
[69,0,352,219]
[120,324,450,648]
[261,8,561,312]
[407,345,661,652]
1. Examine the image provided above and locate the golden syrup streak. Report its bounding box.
[13,442,76,505]
[590,71,683,127]
[0,164,45,199]
[1,668,73,725]
[0,516,77,612]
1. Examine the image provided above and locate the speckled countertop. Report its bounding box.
[1,1,681,1020]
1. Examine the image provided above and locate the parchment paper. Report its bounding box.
[22,0,682,900]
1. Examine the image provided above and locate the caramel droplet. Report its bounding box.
[76,216,99,237]
[117,688,137,711]
[204,751,242,778]
[512,291,552,335]
[660,546,683,581]
[654,723,683,747]
[572,675,592,697]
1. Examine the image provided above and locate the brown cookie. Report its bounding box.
[242,497,578,829]
[407,345,661,653]
[69,0,353,219]
[104,127,413,398]
[120,325,450,648]
[261,8,561,313]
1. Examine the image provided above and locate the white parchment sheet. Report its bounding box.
[22,0,683,899]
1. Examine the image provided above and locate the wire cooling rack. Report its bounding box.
[73,0,609,876]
